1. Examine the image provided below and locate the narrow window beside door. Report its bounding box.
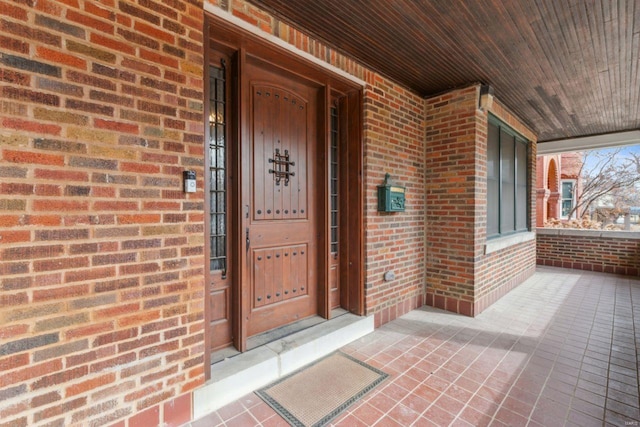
[210,63,227,274]
[330,106,339,254]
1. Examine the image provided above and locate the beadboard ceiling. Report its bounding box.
[246,0,639,143]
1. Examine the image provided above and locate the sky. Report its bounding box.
[581,144,640,210]
[583,144,640,171]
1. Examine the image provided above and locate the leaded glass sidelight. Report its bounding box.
[330,106,339,255]
[209,62,227,273]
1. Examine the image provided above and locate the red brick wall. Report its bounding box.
[425,86,479,315]
[1,0,544,423]
[0,0,205,426]
[537,230,640,276]
[425,87,537,316]
[362,75,426,327]
[1,0,427,423]
[536,154,561,226]
[474,99,538,315]
[474,241,537,313]
[560,152,582,179]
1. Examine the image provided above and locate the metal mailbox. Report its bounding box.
[377,173,405,212]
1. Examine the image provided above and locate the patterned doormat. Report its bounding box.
[256,352,388,427]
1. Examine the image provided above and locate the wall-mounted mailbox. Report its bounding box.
[377,173,405,212]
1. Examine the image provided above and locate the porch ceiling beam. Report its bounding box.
[536,130,640,155]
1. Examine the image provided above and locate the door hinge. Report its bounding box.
[245,228,250,252]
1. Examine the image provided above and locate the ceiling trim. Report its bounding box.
[203,3,367,88]
[537,130,640,155]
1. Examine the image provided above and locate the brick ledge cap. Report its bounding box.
[536,228,640,239]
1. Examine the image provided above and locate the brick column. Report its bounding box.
[425,85,537,317]
[536,188,550,227]
[425,86,480,316]
[548,192,560,219]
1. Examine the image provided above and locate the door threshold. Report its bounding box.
[246,308,349,352]
[209,346,240,365]
[209,308,349,365]
[194,311,373,419]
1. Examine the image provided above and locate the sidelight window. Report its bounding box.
[330,106,339,254]
[209,62,227,273]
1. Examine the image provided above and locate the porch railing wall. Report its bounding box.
[536,228,640,276]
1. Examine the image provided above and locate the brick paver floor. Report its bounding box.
[188,267,640,426]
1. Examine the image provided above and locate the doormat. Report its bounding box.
[256,352,388,427]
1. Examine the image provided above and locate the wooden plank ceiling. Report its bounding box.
[246,0,639,142]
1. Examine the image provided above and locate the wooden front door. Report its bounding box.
[205,16,364,363]
[241,58,320,338]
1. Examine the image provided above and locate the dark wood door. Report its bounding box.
[242,58,319,338]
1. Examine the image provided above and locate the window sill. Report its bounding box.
[485,231,535,255]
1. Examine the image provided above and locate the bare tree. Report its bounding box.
[568,148,640,220]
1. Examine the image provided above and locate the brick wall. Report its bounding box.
[0,0,205,425]
[560,152,582,179]
[536,154,560,227]
[1,0,428,423]
[474,98,538,315]
[362,75,426,327]
[1,0,543,423]
[537,229,640,276]
[425,86,479,315]
[537,152,583,226]
[425,86,537,316]
[474,241,537,314]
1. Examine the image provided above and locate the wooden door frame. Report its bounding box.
[204,13,364,366]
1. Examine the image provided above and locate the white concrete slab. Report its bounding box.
[193,313,374,419]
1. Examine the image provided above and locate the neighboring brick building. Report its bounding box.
[536,152,583,226]
[0,1,537,426]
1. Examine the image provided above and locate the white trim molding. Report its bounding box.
[536,228,640,240]
[537,130,640,155]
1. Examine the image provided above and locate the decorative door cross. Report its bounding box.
[268,148,295,186]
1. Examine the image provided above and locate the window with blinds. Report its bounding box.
[487,116,529,238]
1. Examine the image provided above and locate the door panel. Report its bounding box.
[252,85,308,222]
[243,59,319,338]
[252,244,308,307]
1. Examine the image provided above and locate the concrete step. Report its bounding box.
[193,313,374,419]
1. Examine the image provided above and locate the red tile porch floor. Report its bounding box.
[187,267,640,426]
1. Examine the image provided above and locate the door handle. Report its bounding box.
[245,228,250,252]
